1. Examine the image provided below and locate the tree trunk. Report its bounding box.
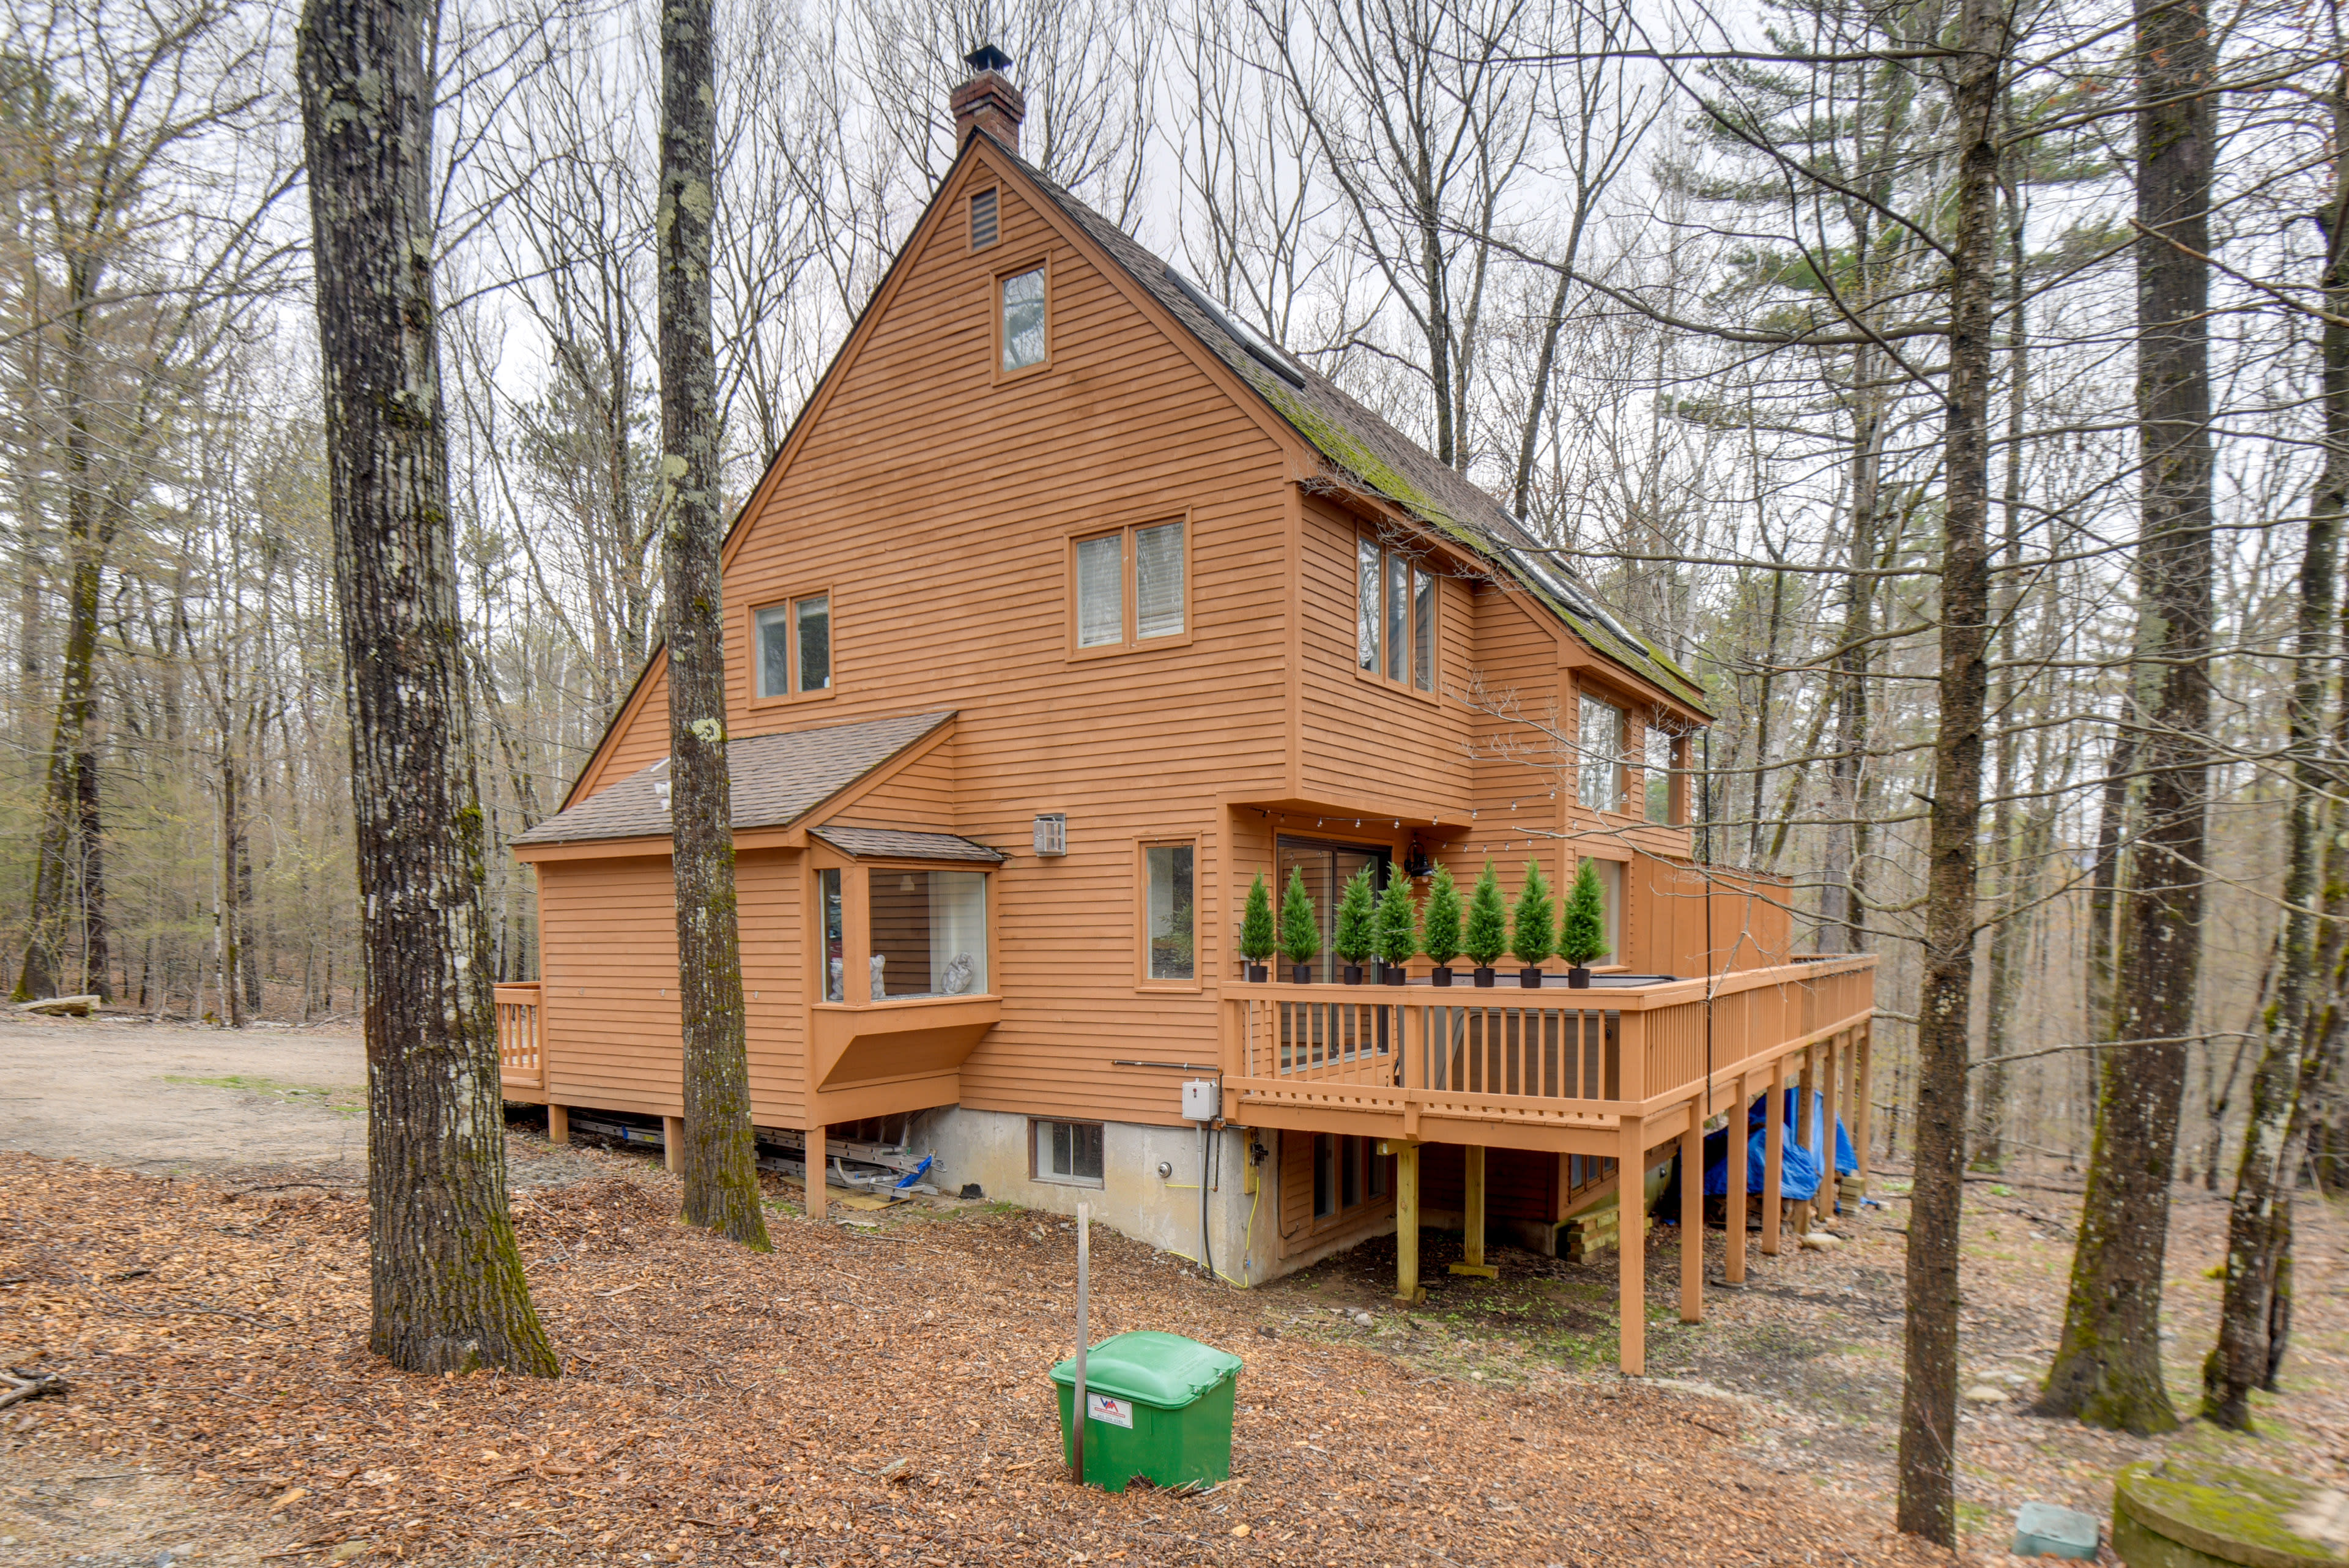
[2040,0,2214,1435]
[1894,0,2000,1538]
[76,732,109,1001]
[2202,108,2347,1421]
[658,0,770,1252]
[296,0,558,1377]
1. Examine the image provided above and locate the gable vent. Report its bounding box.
[970,188,999,250]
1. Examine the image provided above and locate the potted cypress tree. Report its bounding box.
[1509,860,1556,989]
[1559,858,1612,988]
[1420,864,1463,986]
[1462,860,1507,987]
[1238,872,1275,983]
[1374,870,1419,985]
[1332,864,1378,983]
[1278,866,1321,984]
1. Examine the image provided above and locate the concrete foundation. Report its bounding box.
[913,1107,1280,1286]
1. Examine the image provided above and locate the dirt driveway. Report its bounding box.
[0,1013,368,1174]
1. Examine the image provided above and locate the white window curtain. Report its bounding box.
[1077,532,1123,647]
[1135,521,1184,639]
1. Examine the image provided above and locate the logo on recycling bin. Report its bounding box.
[1086,1392,1134,1429]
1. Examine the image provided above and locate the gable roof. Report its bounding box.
[516,711,956,847]
[994,145,1709,712]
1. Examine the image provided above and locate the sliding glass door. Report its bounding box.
[1275,836,1393,981]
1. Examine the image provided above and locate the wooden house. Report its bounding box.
[498,50,1877,1373]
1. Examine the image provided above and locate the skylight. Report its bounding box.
[1162,266,1307,387]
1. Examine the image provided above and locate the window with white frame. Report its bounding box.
[1074,519,1185,650]
[1001,266,1045,371]
[1644,722,1675,824]
[1035,1119,1104,1184]
[1356,537,1434,691]
[755,594,831,697]
[1578,693,1625,812]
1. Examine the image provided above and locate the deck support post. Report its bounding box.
[1823,1031,1842,1217]
[1762,1054,1785,1256]
[1679,1102,1703,1323]
[547,1104,569,1146]
[1725,1071,1748,1284]
[1792,1044,1815,1236]
[1618,1113,1646,1375]
[1854,1025,1874,1190]
[1450,1145,1495,1277]
[806,1121,827,1222]
[662,1115,683,1175]
[1393,1140,1423,1305]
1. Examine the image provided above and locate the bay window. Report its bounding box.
[867,868,989,998]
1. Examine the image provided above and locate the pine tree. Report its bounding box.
[1420,865,1463,968]
[1509,861,1555,967]
[1238,872,1277,966]
[1278,866,1321,969]
[1375,871,1420,970]
[1462,860,1507,969]
[1333,864,1378,967]
[1560,859,1611,967]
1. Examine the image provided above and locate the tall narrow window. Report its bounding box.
[1075,532,1123,647]
[1072,519,1187,652]
[1576,856,1624,962]
[1644,723,1674,823]
[1134,521,1185,639]
[1145,842,1195,981]
[1356,535,1436,691]
[969,187,999,250]
[756,593,834,699]
[819,868,844,1002]
[1001,266,1045,371]
[1578,694,1625,812]
[1412,568,1434,691]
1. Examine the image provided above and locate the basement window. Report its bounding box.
[1035,1119,1105,1186]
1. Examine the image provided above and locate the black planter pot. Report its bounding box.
[1381,967,1408,987]
[1291,964,1315,984]
[1519,967,1545,989]
[1472,967,1496,988]
[1431,967,1454,987]
[1342,964,1365,985]
[1567,966,1592,989]
[1245,963,1269,983]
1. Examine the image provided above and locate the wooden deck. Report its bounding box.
[1223,954,1877,1373]
[495,983,545,1096]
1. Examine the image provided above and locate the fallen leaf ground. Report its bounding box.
[4,1131,2341,1567]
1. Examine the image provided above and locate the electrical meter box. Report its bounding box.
[1181,1079,1220,1122]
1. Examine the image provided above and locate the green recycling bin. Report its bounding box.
[1047,1331,1242,1493]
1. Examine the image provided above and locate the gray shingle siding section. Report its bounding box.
[810,826,1006,863]
[513,711,956,846]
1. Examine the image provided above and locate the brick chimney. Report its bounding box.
[951,43,1025,154]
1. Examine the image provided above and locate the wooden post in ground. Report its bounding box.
[1854,1026,1874,1191]
[1726,1071,1749,1284]
[1393,1140,1422,1304]
[1762,1054,1786,1255]
[662,1115,683,1175]
[547,1104,569,1146]
[1618,1113,1647,1375]
[1792,1044,1816,1235]
[806,1121,827,1222]
[1822,1031,1842,1218]
[1451,1145,1495,1277]
[1679,1101,1704,1323]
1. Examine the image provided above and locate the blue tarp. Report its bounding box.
[1655,1089,1854,1217]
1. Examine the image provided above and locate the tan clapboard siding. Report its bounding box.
[1295,499,1475,812]
[829,735,959,834]
[538,851,806,1121]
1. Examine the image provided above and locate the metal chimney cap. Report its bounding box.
[965,43,1012,73]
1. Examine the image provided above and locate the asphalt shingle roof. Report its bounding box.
[515,711,955,846]
[809,826,1006,863]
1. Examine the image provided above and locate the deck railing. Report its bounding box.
[495,982,543,1090]
[1221,954,1875,1140]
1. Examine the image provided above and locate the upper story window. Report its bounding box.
[1644,723,1676,824]
[1000,265,1046,373]
[755,593,831,699]
[1356,537,1434,692]
[1578,693,1625,812]
[1072,519,1186,653]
